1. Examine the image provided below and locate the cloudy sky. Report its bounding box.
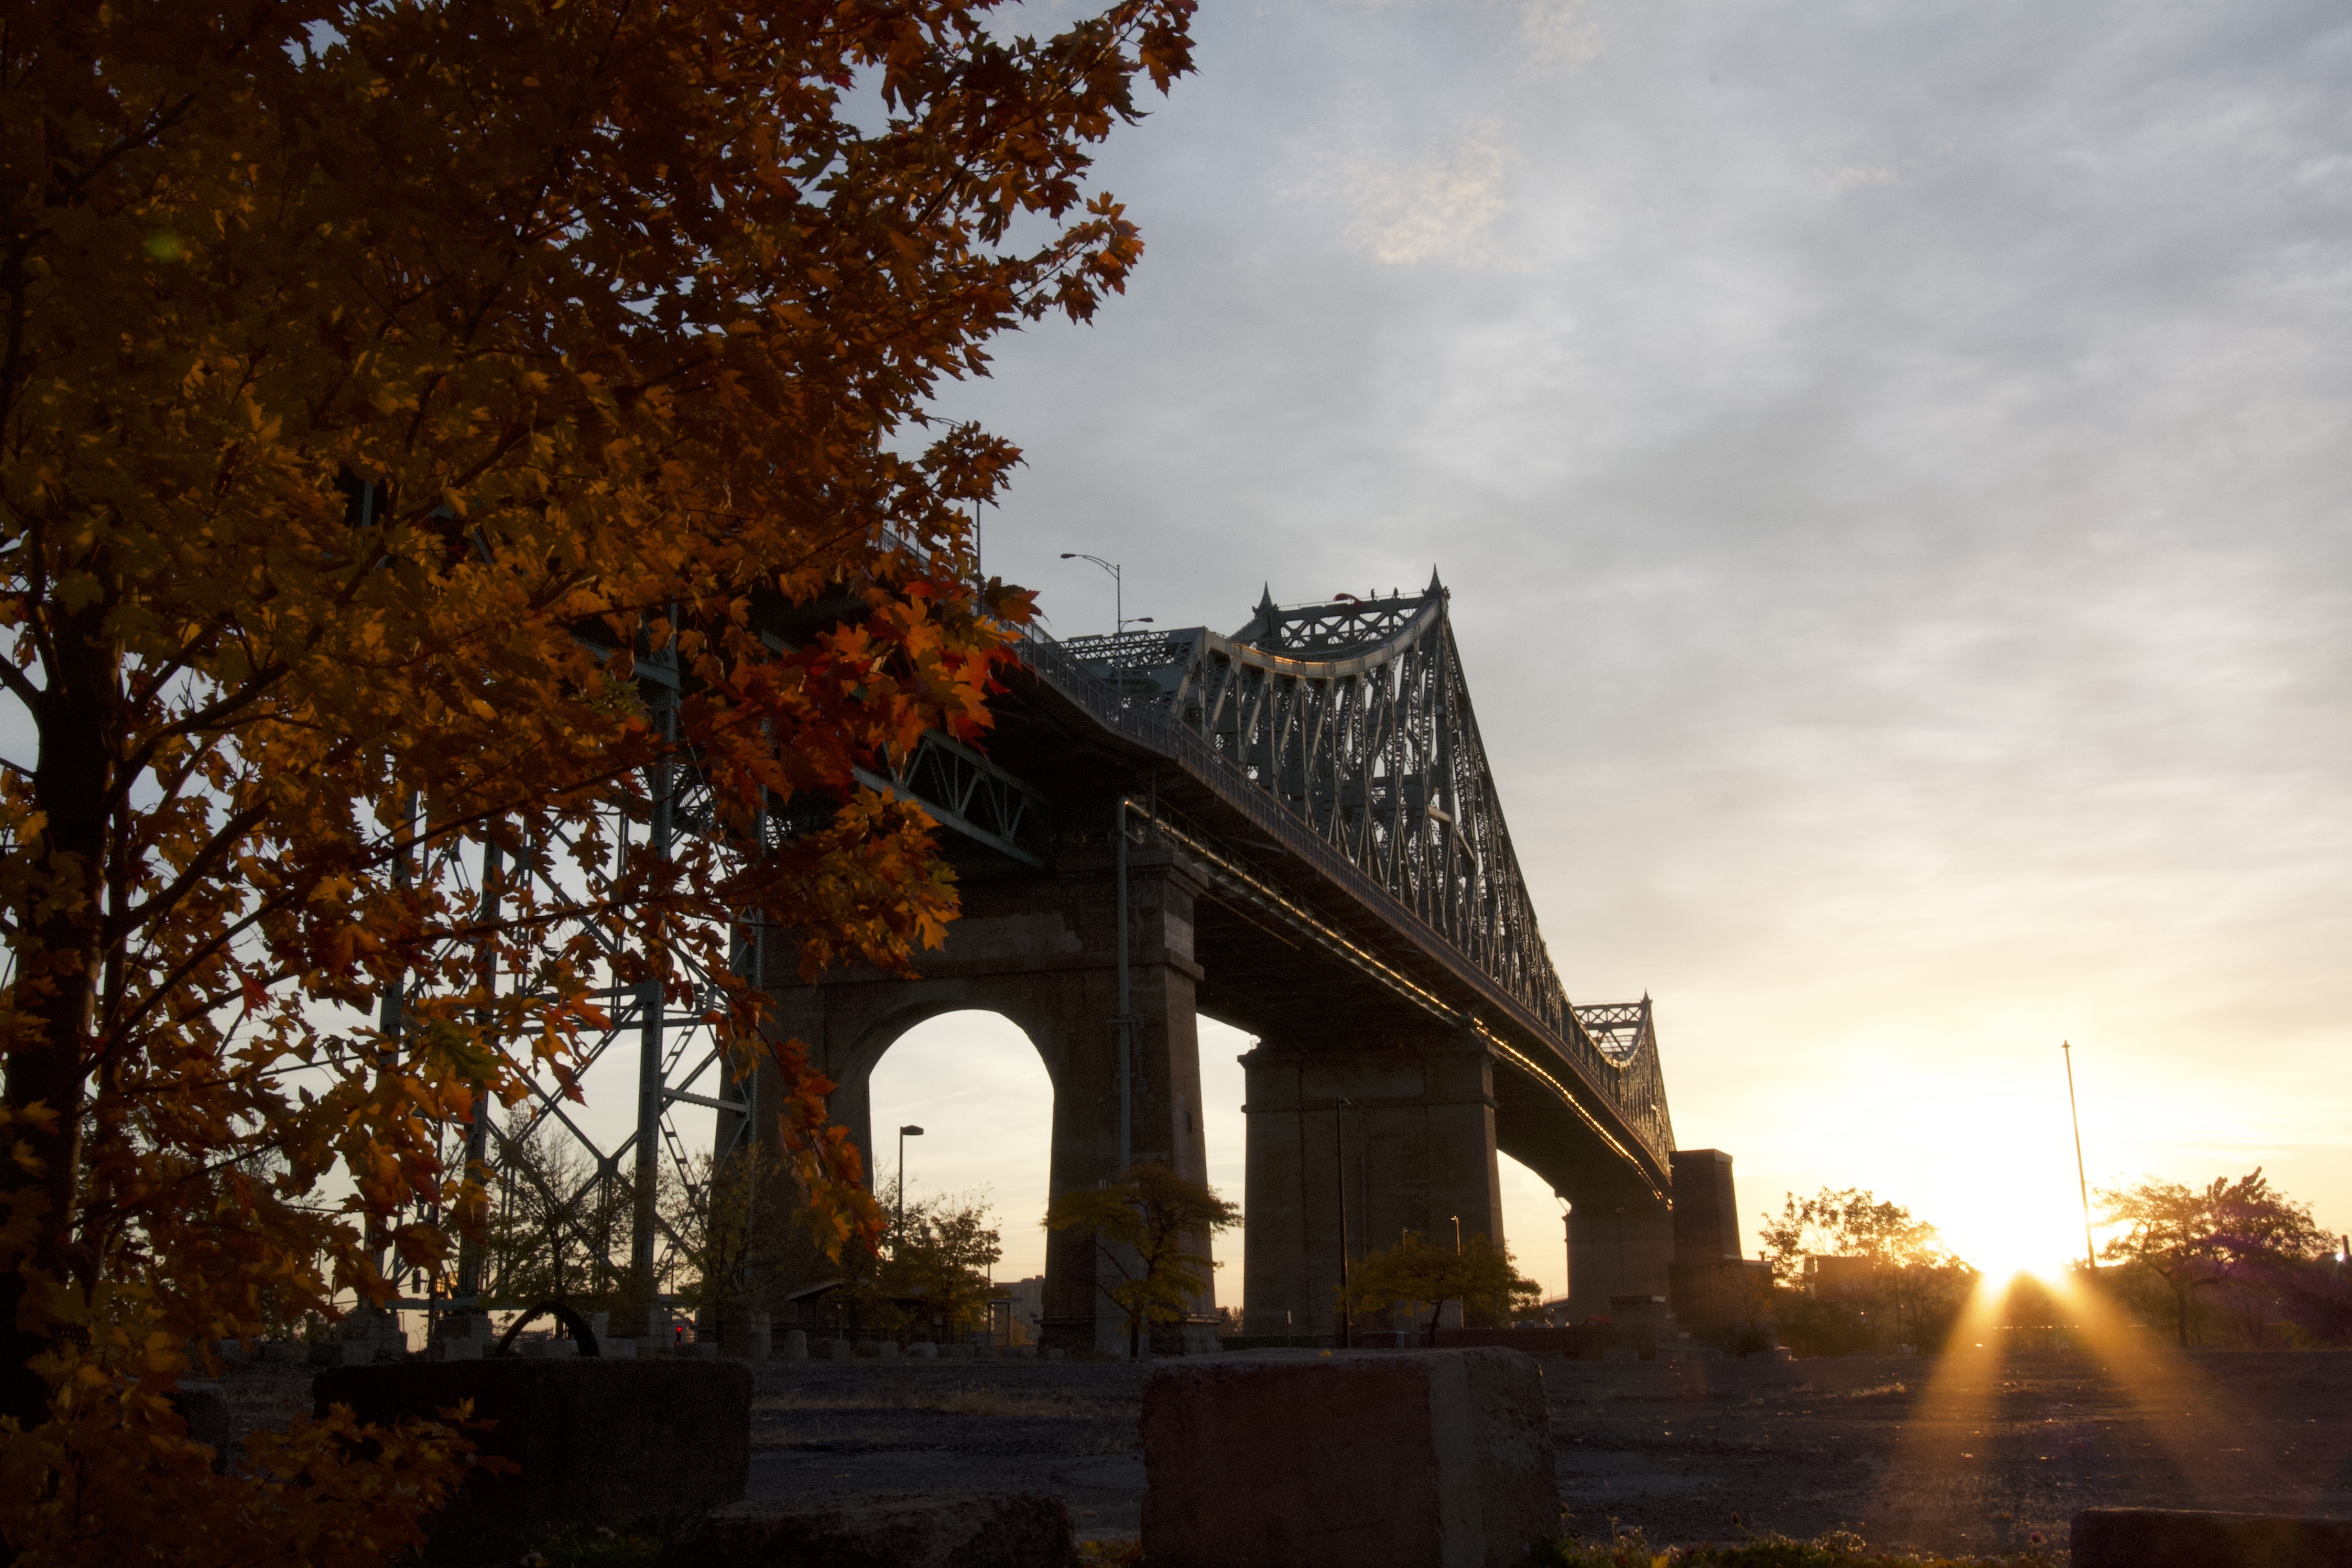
[853,1,2352,1300]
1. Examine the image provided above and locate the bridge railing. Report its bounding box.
[1012,627,1671,1172]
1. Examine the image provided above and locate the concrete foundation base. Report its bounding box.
[677,1493,1080,1568]
[1140,1348,1558,1568]
[313,1358,752,1564]
[2072,1509,2352,1568]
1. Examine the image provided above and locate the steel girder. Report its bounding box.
[1054,575,1675,1174]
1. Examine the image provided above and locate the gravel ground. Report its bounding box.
[224,1344,2352,1558]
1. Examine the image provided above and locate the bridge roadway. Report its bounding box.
[749,577,1756,1352]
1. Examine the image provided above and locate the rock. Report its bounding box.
[313,1357,751,1566]
[2072,1508,2352,1568]
[1140,1347,1558,1568]
[169,1380,231,1473]
[906,1341,938,1360]
[673,1492,1079,1568]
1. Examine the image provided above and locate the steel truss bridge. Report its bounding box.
[414,572,1678,1335]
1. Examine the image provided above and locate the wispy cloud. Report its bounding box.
[1324,126,1511,266]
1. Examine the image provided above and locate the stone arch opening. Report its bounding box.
[865,1008,1058,1289]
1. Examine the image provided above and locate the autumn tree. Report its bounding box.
[0,1,1194,1559]
[1347,1231,1540,1346]
[1760,1187,1976,1354]
[2098,1169,2341,1348]
[879,1186,1006,1343]
[1044,1162,1237,1359]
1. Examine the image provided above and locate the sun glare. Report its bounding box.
[1929,1178,2090,1286]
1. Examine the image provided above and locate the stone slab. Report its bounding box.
[675,1492,1079,1568]
[313,1357,751,1565]
[2072,1509,2352,1568]
[1140,1347,1558,1568]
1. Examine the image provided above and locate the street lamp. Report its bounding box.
[1060,553,1155,635]
[897,1124,924,1236]
[1451,1215,1461,1254]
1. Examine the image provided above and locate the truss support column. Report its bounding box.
[452,835,503,1315]
[623,684,677,1338]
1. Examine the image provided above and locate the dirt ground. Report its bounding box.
[222,1344,2352,1559]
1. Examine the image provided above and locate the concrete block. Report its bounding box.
[313,1357,751,1565]
[781,1329,809,1362]
[307,1341,367,1368]
[676,1493,1079,1568]
[524,1336,579,1359]
[905,1338,936,1361]
[258,1339,307,1366]
[2072,1509,2352,1568]
[941,1342,977,1360]
[683,1341,718,1361]
[874,1339,900,1360]
[819,1337,856,1362]
[168,1380,231,1472]
[1141,1347,1557,1568]
[722,1312,770,1362]
[854,1338,884,1359]
[427,1337,482,1362]
[1043,1347,1065,1363]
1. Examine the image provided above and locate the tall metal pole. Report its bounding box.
[2064,1040,2095,1272]
[454,834,502,1309]
[1335,1097,1353,1349]
[371,789,416,1297]
[627,682,676,1332]
[1114,794,1132,1177]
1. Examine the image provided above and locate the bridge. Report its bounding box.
[749,574,1758,1351]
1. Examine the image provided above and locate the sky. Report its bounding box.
[849,0,2352,1303]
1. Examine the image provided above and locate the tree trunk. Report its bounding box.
[1,592,119,1425]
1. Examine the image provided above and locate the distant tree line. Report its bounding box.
[1758,1188,1977,1356]
[2093,1169,2348,1349]
[1754,1169,2347,1357]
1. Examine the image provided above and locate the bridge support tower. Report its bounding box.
[1238,1034,1505,1340]
[753,836,1215,1356]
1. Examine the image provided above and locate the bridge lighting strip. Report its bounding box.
[1136,805,1461,1026]
[1473,1025,1665,1206]
[1140,804,1668,1206]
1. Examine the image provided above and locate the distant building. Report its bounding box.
[1804,1255,1881,1301]
[1003,1275,1044,1341]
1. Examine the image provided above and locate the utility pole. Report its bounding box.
[2064,1040,2095,1272]
[1113,794,1134,1177]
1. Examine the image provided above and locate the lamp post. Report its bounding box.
[1060,553,1155,635]
[1335,1098,1354,1349]
[2062,1041,2094,1272]
[1451,1215,1461,1254]
[897,1124,924,1237]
